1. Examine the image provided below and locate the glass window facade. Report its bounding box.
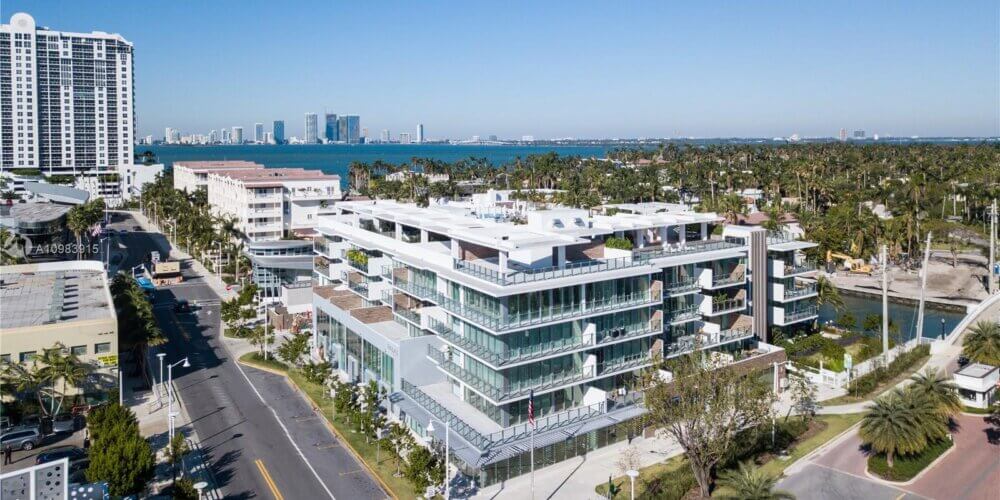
[314,307,395,390]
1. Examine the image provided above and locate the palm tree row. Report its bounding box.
[962,320,1000,366]
[140,172,250,282]
[349,143,999,265]
[860,368,961,468]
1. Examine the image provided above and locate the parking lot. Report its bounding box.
[1,425,87,474]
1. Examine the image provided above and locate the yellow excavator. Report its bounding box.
[826,250,874,275]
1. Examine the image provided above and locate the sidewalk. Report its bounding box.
[126,348,222,499]
[472,432,683,500]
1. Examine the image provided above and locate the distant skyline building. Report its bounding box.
[209,130,218,143]
[488,135,498,142]
[853,130,865,139]
[273,120,285,144]
[380,129,390,143]
[304,113,319,143]
[254,123,264,143]
[521,135,534,142]
[0,12,135,205]
[338,115,361,144]
[417,123,425,143]
[361,127,369,140]
[221,128,231,144]
[324,113,339,142]
[232,126,244,144]
[838,128,847,141]
[399,132,411,144]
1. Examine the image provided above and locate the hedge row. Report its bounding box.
[868,438,952,481]
[847,344,930,396]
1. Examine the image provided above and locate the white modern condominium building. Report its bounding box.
[172,160,265,193]
[0,13,135,205]
[311,198,818,487]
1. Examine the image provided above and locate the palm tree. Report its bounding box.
[909,368,962,417]
[963,321,1000,366]
[815,275,844,311]
[66,205,90,260]
[860,388,939,468]
[716,461,795,500]
[1,361,51,416]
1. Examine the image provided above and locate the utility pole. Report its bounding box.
[916,232,931,341]
[881,244,889,356]
[990,199,997,295]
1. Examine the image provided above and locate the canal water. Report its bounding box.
[817,290,968,342]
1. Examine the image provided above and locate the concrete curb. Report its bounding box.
[236,359,399,500]
[862,437,956,486]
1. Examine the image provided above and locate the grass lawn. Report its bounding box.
[757,413,862,478]
[237,353,416,499]
[961,405,994,415]
[593,414,863,499]
[821,353,930,406]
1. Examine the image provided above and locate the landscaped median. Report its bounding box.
[867,438,953,482]
[594,414,863,499]
[238,352,415,499]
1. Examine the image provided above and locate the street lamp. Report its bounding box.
[167,357,191,439]
[156,352,166,405]
[626,469,639,500]
[940,318,946,339]
[425,419,450,500]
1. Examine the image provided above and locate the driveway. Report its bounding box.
[779,414,999,500]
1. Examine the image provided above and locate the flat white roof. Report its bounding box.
[956,363,998,379]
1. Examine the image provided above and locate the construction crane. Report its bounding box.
[826,250,874,275]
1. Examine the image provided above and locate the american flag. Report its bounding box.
[527,390,535,428]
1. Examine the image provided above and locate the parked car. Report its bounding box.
[35,445,87,465]
[18,415,53,435]
[68,458,89,484]
[52,413,83,434]
[1,427,43,451]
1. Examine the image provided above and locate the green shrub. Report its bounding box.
[604,236,634,250]
[638,468,698,500]
[847,345,929,397]
[868,438,952,481]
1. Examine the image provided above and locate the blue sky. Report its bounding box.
[5,1,997,139]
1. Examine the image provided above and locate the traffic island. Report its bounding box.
[866,438,954,482]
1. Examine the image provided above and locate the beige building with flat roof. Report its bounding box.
[0,260,118,396]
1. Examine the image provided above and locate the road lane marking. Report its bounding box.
[338,469,364,476]
[234,359,337,499]
[255,459,284,500]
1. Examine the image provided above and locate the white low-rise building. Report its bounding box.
[172,160,264,193]
[953,363,998,409]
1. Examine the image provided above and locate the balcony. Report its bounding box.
[773,281,818,302]
[773,305,819,325]
[634,239,745,260]
[435,290,657,332]
[702,296,747,316]
[394,278,438,301]
[700,263,746,289]
[430,318,661,368]
[427,346,595,403]
[663,277,700,295]
[666,305,701,325]
[771,258,817,278]
[395,307,421,326]
[453,253,652,286]
[313,257,331,278]
[596,352,656,376]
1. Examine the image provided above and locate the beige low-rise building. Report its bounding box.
[0,260,118,398]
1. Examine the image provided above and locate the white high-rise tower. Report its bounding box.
[1,12,135,205]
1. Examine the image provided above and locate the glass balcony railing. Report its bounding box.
[784,283,818,298]
[784,262,817,275]
[635,239,745,260]
[784,306,819,322]
[400,380,638,450]
[708,297,746,315]
[435,291,657,332]
[453,253,653,285]
[395,307,421,325]
[596,352,655,375]
[427,346,595,402]
[663,277,700,295]
[395,279,437,301]
[711,272,746,287]
[666,305,701,324]
[347,280,369,295]
[380,265,394,280]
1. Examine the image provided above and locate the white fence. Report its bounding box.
[788,337,923,389]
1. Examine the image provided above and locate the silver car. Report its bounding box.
[1,427,43,451]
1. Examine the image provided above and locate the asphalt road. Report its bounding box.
[111,212,386,500]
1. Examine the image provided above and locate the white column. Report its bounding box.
[451,240,461,259]
[421,229,429,243]
[636,230,645,248]
[660,226,668,248]
[679,224,687,244]
[499,251,509,273]
[395,223,403,240]
[557,246,566,268]
[700,223,708,240]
